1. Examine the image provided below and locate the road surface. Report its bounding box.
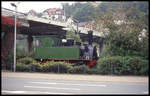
[2,72,149,95]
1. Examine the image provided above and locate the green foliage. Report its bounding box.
[2,52,14,70]
[123,56,149,75]
[86,68,99,74]
[63,2,148,23]
[68,65,100,74]
[98,2,120,13]
[104,30,141,56]
[16,57,72,73]
[93,1,149,61]
[17,57,36,65]
[63,2,96,22]
[41,61,72,73]
[66,29,82,42]
[16,63,32,72]
[16,57,38,72]
[97,56,148,75]
[30,61,42,72]
[68,65,87,74]
[73,3,96,22]
[36,13,43,17]
[15,55,148,75]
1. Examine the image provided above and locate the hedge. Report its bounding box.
[16,57,99,74]
[97,56,148,75]
[16,56,148,75]
[68,65,87,74]
[41,61,72,73]
[16,57,72,73]
[16,57,40,72]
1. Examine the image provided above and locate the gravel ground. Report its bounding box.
[2,71,148,83]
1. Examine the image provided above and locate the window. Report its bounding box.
[33,40,42,47]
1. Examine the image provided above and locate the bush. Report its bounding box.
[16,57,72,73]
[68,65,87,74]
[17,57,36,65]
[139,60,148,75]
[16,56,148,75]
[30,61,42,72]
[39,61,72,73]
[125,56,148,75]
[2,52,14,70]
[97,56,148,75]
[16,63,32,72]
[86,68,99,74]
[16,57,40,72]
[68,65,99,74]
[121,56,148,75]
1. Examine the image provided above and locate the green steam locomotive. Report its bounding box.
[32,31,98,67]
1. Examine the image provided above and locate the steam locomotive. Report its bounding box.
[32,31,98,67]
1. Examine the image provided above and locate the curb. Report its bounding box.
[2,72,148,83]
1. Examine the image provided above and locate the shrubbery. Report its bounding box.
[86,68,99,74]
[97,56,148,75]
[68,65,99,74]
[41,61,72,73]
[16,57,99,74]
[16,56,148,75]
[16,57,72,73]
[2,52,14,70]
[68,65,87,74]
[16,57,38,72]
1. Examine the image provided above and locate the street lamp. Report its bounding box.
[11,3,18,72]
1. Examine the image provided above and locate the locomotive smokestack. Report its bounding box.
[88,30,93,45]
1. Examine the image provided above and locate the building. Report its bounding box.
[27,9,37,17]
[85,21,96,30]
[90,1,101,7]
[42,8,66,21]
[78,22,88,27]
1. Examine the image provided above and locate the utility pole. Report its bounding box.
[11,2,20,72]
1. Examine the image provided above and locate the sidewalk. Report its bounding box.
[2,71,148,83]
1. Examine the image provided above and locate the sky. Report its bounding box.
[2,1,88,13]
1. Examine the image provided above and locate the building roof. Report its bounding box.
[44,8,64,15]
[78,22,88,27]
[28,9,36,15]
[47,8,57,13]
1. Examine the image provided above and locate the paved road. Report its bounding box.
[2,75,148,94]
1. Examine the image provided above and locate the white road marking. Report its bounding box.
[2,90,146,95]
[30,82,107,87]
[1,90,129,95]
[2,90,74,94]
[24,85,80,90]
[143,91,148,94]
[2,90,25,94]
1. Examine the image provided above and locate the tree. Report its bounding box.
[62,2,96,22]
[93,2,148,59]
[73,3,96,22]
[36,13,43,17]
[66,28,82,43]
